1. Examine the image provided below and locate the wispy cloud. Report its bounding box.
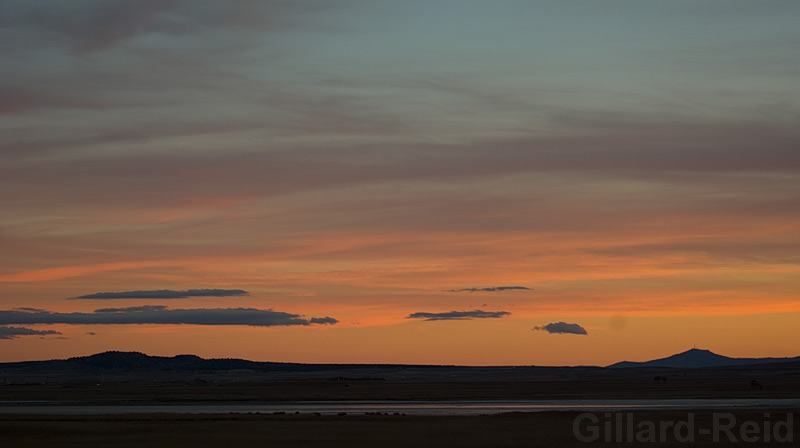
[533,322,588,335]
[0,326,61,340]
[71,289,249,299]
[448,286,530,293]
[407,310,510,321]
[2,0,181,55]
[0,0,342,55]
[94,305,167,313]
[0,306,337,327]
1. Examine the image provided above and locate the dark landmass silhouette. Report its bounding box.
[608,348,800,369]
[2,351,578,384]
[0,350,477,373]
[1,348,798,383]
[3,349,800,403]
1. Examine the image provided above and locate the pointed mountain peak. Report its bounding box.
[608,348,799,369]
[672,348,724,357]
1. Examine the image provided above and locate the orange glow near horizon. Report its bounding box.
[3,312,800,366]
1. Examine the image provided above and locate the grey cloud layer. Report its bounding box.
[4,119,799,215]
[0,0,339,54]
[0,0,365,126]
[407,310,511,321]
[0,326,61,339]
[533,322,588,335]
[0,307,338,327]
[72,289,249,299]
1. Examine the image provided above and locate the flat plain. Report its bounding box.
[2,357,799,446]
[2,409,798,448]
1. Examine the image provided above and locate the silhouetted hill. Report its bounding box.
[0,351,549,384]
[3,351,800,402]
[69,351,265,371]
[3,350,799,386]
[608,348,800,369]
[0,351,433,375]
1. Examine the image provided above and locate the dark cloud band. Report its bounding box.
[71,289,249,299]
[407,310,510,321]
[0,326,61,339]
[0,307,337,327]
[448,286,530,293]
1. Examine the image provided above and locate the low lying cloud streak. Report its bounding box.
[533,322,588,335]
[0,307,337,327]
[0,326,61,339]
[449,286,530,293]
[71,289,249,299]
[407,310,511,321]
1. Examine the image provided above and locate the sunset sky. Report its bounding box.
[2,0,799,366]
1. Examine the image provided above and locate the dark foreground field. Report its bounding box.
[2,409,797,447]
[3,354,799,446]
[3,368,800,403]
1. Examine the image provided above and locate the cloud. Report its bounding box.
[0,326,61,340]
[309,317,339,325]
[71,289,249,299]
[533,322,588,335]
[0,306,338,327]
[0,83,105,115]
[95,305,167,313]
[4,118,799,222]
[407,310,511,321]
[448,286,531,293]
[0,0,352,56]
[8,0,181,54]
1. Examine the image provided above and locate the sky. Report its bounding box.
[1,0,799,366]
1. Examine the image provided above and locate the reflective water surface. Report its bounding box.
[2,399,800,415]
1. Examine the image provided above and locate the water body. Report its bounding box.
[2,399,800,415]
